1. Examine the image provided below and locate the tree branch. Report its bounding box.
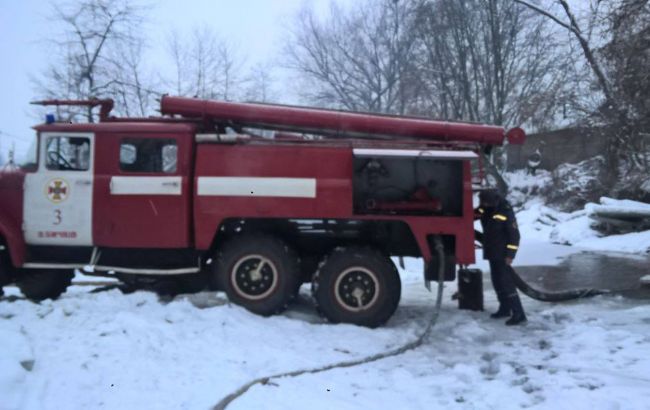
[512,0,574,33]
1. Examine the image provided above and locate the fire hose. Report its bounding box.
[474,235,606,302]
[510,265,607,302]
[212,237,447,410]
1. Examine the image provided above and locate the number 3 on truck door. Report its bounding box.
[23,133,95,246]
[53,209,62,225]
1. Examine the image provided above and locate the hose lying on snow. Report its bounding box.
[212,238,447,410]
[509,265,607,302]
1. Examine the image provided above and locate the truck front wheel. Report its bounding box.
[16,269,74,301]
[213,234,300,316]
[312,247,401,328]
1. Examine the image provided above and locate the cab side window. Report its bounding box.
[119,138,177,173]
[46,136,91,171]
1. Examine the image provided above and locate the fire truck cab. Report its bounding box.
[0,97,524,327]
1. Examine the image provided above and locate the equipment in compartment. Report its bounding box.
[353,154,463,216]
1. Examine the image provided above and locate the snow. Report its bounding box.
[573,230,650,255]
[503,170,552,208]
[504,170,552,193]
[0,286,419,410]
[2,242,649,410]
[504,172,650,255]
[508,197,650,255]
[586,197,650,220]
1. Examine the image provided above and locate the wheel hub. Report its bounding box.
[231,255,278,300]
[334,267,380,312]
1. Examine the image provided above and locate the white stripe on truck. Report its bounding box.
[198,177,316,198]
[110,176,182,195]
[353,148,478,159]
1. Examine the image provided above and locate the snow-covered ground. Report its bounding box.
[2,238,649,410]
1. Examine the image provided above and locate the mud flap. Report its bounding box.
[424,255,456,282]
[423,254,456,291]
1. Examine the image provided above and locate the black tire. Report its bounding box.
[16,269,74,301]
[213,234,300,316]
[312,247,401,328]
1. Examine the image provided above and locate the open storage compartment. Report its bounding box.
[352,149,476,217]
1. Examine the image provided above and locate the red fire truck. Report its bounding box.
[0,97,524,327]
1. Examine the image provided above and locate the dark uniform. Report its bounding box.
[476,190,527,325]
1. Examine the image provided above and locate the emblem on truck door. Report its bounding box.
[45,178,70,203]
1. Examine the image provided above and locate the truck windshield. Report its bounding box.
[18,134,38,171]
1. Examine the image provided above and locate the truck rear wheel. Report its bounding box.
[213,234,300,316]
[16,269,74,301]
[312,247,401,328]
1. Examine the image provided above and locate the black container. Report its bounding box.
[458,268,484,311]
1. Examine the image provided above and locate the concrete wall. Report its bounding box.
[507,127,610,171]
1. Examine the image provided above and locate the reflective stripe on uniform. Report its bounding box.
[493,214,507,221]
[507,244,518,250]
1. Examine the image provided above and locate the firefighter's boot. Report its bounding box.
[505,294,527,326]
[490,293,510,319]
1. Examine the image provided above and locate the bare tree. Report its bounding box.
[286,0,568,128]
[165,26,245,101]
[167,29,188,96]
[285,0,423,114]
[514,1,616,110]
[514,0,649,182]
[602,0,650,171]
[108,36,161,117]
[413,0,567,129]
[33,0,150,121]
[243,63,278,103]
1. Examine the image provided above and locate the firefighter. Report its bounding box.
[475,189,527,326]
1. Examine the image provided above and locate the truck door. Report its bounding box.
[93,133,192,248]
[23,133,95,246]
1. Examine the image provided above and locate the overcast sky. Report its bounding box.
[0,0,351,159]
